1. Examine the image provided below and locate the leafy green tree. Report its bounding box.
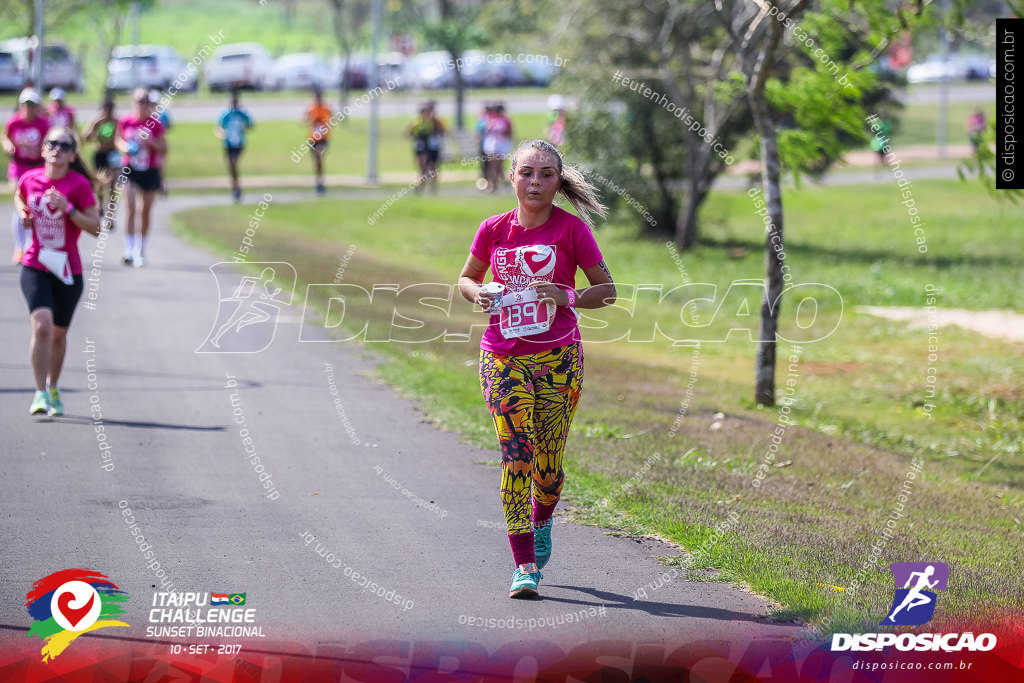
[400,0,488,130]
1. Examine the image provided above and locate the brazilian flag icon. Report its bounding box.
[229,593,246,605]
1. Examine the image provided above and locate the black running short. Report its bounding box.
[225,145,244,162]
[127,167,162,192]
[20,265,84,328]
[93,149,118,170]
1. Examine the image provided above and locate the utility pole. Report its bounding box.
[131,1,141,89]
[367,0,382,183]
[33,0,44,89]
[936,0,951,158]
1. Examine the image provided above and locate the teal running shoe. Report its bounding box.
[509,564,543,599]
[29,390,50,415]
[534,524,552,570]
[47,387,64,416]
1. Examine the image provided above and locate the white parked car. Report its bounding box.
[106,45,197,92]
[402,51,454,89]
[907,54,992,83]
[205,43,276,91]
[0,38,83,92]
[272,53,329,91]
[0,50,23,92]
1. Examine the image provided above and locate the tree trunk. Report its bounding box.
[750,91,784,406]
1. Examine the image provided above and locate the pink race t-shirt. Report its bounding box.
[4,112,50,180]
[47,104,76,130]
[118,113,165,171]
[470,206,604,356]
[19,168,97,276]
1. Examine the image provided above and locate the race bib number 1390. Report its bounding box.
[499,288,554,339]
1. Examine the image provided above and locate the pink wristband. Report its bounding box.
[565,288,576,308]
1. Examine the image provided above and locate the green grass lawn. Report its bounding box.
[0,112,549,184]
[177,172,1021,636]
[889,99,988,148]
[159,112,549,180]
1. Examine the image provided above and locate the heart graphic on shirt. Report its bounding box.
[517,245,556,277]
[31,193,64,220]
[56,591,95,628]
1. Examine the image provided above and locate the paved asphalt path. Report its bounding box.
[0,193,802,666]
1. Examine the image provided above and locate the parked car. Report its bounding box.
[402,51,454,89]
[0,50,23,93]
[0,38,83,92]
[330,53,370,89]
[273,53,329,91]
[205,43,276,91]
[520,55,560,86]
[106,45,198,92]
[330,52,406,90]
[907,54,992,83]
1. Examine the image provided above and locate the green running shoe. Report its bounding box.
[47,387,64,416]
[29,390,50,415]
[509,564,543,599]
[534,523,552,570]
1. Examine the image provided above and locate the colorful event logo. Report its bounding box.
[881,562,949,626]
[25,569,130,661]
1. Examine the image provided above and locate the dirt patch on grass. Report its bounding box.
[858,306,1024,343]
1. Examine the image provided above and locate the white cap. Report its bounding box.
[48,87,66,101]
[148,90,161,103]
[19,88,41,104]
[547,94,565,110]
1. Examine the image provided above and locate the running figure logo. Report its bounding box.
[881,562,949,626]
[197,262,296,353]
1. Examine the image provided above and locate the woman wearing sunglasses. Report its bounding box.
[14,128,101,416]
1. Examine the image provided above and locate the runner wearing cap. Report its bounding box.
[457,139,616,598]
[15,127,101,416]
[116,87,167,266]
[46,88,77,132]
[482,104,513,194]
[4,88,51,264]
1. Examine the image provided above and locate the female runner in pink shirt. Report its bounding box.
[4,88,50,263]
[15,127,101,416]
[458,139,616,598]
[116,87,167,266]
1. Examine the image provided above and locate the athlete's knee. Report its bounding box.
[32,314,53,339]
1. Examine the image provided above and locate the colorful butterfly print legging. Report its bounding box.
[479,343,583,536]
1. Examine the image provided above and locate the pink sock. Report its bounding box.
[508,531,536,567]
[532,498,557,528]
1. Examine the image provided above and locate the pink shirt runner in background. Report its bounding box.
[47,104,76,130]
[117,113,165,171]
[4,112,50,180]
[470,206,604,356]
[18,168,97,276]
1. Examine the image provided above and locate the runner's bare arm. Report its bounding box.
[82,119,99,141]
[147,131,168,154]
[14,192,32,228]
[458,253,493,308]
[69,203,102,237]
[576,260,616,309]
